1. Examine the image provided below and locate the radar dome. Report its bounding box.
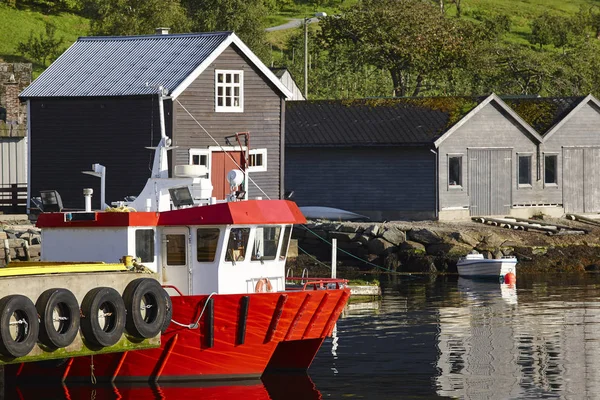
[227,169,244,186]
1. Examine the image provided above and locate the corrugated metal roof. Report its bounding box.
[286,98,481,147]
[20,32,232,98]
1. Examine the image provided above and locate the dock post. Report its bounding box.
[331,238,337,279]
[3,239,10,264]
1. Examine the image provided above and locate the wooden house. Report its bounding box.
[285,94,592,221]
[20,31,292,210]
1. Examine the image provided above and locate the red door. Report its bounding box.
[211,151,244,200]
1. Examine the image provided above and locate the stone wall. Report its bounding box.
[0,63,32,137]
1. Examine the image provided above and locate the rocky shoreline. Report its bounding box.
[3,213,600,274]
[0,215,40,266]
[290,217,600,275]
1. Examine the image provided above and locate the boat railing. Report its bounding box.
[162,284,185,297]
[285,277,348,291]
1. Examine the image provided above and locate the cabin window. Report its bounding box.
[225,228,251,263]
[189,149,210,169]
[135,229,155,263]
[518,155,532,186]
[544,154,558,185]
[248,149,267,172]
[215,70,243,112]
[197,228,220,262]
[166,234,187,265]
[278,225,292,260]
[252,226,281,261]
[448,155,463,188]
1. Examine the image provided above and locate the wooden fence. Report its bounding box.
[0,183,27,213]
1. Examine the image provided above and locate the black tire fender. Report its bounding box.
[161,291,172,334]
[0,295,40,358]
[36,288,80,349]
[123,278,168,338]
[80,287,126,347]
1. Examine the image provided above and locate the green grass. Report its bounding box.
[0,4,88,74]
[1,0,598,75]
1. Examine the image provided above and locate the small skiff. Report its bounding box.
[457,254,517,281]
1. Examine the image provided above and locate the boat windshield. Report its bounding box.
[279,225,292,260]
[197,228,220,262]
[252,226,282,261]
[225,228,250,263]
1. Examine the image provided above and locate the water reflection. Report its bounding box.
[8,275,600,399]
[437,278,520,399]
[311,274,600,399]
[6,374,322,400]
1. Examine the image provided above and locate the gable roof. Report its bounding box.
[433,94,544,148]
[504,96,585,136]
[286,97,481,147]
[20,32,292,100]
[532,94,599,141]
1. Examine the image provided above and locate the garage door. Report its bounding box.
[563,147,600,213]
[468,149,512,216]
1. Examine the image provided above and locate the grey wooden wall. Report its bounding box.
[543,100,600,213]
[438,101,542,215]
[173,45,284,201]
[285,146,436,220]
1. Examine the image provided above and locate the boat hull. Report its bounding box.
[8,287,350,382]
[457,259,517,280]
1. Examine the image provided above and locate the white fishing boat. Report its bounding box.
[457,253,517,281]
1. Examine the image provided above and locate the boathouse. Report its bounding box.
[285,94,596,221]
[20,30,292,210]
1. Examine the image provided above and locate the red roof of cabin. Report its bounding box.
[36,200,306,228]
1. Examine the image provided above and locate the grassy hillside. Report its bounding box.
[0,4,88,74]
[1,0,599,76]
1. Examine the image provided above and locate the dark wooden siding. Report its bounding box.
[285,147,436,220]
[30,96,165,209]
[173,45,283,200]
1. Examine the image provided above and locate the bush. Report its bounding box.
[17,22,64,66]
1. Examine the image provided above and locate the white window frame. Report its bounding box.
[517,153,533,189]
[215,70,244,113]
[543,153,559,187]
[447,154,463,190]
[248,149,267,172]
[189,149,211,170]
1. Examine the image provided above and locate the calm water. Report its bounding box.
[9,274,600,399]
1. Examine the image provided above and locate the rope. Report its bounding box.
[299,224,397,273]
[170,292,217,329]
[90,354,96,385]
[174,99,271,200]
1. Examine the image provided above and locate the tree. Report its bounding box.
[318,0,482,97]
[181,0,271,62]
[81,0,190,36]
[17,22,65,66]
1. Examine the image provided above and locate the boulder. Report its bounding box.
[381,226,406,246]
[367,237,396,255]
[400,240,426,253]
[363,224,380,238]
[338,224,364,234]
[330,231,360,242]
[426,243,471,257]
[451,231,480,247]
[407,228,442,244]
[384,252,402,272]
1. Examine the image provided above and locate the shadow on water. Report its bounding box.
[4,374,322,400]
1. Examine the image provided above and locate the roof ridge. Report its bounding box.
[78,31,232,41]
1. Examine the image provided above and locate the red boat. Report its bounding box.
[7,136,349,383]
